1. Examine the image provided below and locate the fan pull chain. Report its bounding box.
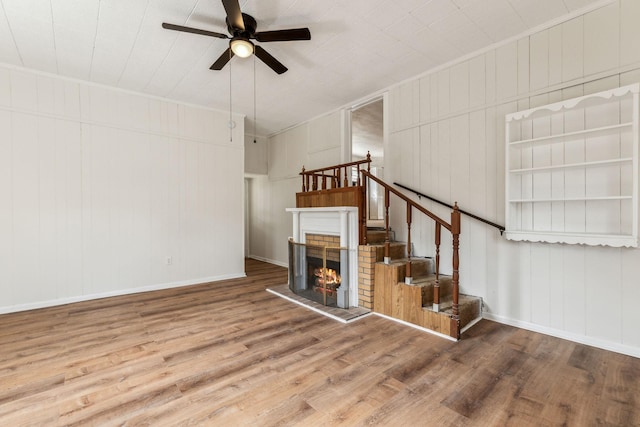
[229,50,233,142]
[253,55,257,143]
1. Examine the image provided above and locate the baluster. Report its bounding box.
[301,166,306,192]
[405,204,412,284]
[343,166,349,187]
[451,202,461,339]
[366,151,371,172]
[312,174,318,191]
[434,223,441,312]
[384,188,390,264]
[336,168,341,188]
[356,165,361,186]
[305,173,310,193]
[321,172,327,190]
[360,172,367,245]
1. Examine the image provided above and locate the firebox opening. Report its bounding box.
[307,257,341,306]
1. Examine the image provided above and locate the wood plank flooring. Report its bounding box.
[0,258,638,426]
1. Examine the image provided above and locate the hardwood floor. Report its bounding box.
[1,258,638,426]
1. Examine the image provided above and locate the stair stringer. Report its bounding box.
[371,260,483,340]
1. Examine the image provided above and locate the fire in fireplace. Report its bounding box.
[307,258,341,305]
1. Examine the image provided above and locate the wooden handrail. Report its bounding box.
[300,152,371,193]
[300,154,371,176]
[361,171,452,232]
[394,181,505,234]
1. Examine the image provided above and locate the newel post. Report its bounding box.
[451,202,461,339]
[433,223,441,312]
[360,171,367,245]
[301,166,306,192]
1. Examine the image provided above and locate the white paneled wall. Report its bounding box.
[247,112,342,265]
[385,0,640,356]
[0,65,245,313]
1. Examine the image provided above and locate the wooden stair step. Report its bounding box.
[366,229,387,244]
[423,294,482,330]
[405,275,453,306]
[402,257,433,278]
[368,242,406,262]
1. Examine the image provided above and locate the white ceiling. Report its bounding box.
[0,0,606,136]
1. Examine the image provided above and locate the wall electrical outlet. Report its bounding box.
[166,256,172,265]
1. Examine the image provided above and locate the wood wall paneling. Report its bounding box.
[584,3,619,77]
[419,74,431,123]
[548,25,563,86]
[469,55,486,108]
[0,68,10,107]
[621,0,640,66]
[622,248,640,347]
[308,111,341,154]
[10,71,37,112]
[585,248,622,342]
[496,42,518,101]
[12,113,40,304]
[0,65,245,313]
[517,38,530,95]
[562,247,586,335]
[437,69,451,117]
[450,61,470,113]
[530,31,550,91]
[0,111,12,304]
[561,17,584,82]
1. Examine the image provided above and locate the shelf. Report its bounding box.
[509,196,632,203]
[505,84,639,248]
[508,122,632,147]
[505,83,639,121]
[504,231,637,248]
[509,158,633,173]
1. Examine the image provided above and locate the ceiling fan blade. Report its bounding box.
[222,0,244,31]
[162,22,229,39]
[254,28,311,43]
[254,45,288,74]
[210,48,235,70]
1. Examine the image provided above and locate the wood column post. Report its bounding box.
[301,166,306,192]
[451,202,461,340]
[434,223,441,312]
[384,188,390,264]
[405,204,412,283]
[361,173,367,245]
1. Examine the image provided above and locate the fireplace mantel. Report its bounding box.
[286,207,359,307]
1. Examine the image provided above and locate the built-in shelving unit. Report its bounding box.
[505,83,639,247]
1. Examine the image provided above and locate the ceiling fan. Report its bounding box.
[162,0,311,74]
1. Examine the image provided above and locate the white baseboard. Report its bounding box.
[373,312,457,342]
[0,272,246,315]
[483,313,640,359]
[248,255,288,268]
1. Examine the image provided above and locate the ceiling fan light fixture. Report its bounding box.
[230,38,254,58]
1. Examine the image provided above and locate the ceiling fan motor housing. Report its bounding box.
[228,13,257,37]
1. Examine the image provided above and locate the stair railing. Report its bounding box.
[361,170,461,325]
[394,182,504,234]
[300,153,371,192]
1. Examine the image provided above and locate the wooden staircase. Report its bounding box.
[297,157,482,340]
[367,229,482,340]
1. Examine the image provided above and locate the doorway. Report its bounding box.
[350,97,384,226]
